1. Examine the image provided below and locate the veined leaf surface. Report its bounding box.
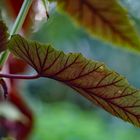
[0,20,9,52]
[54,0,140,51]
[9,35,140,127]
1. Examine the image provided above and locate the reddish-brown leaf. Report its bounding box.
[8,54,27,74]
[0,20,9,53]
[54,0,140,52]
[9,86,34,140]
[8,35,140,127]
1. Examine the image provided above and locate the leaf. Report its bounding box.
[0,20,9,99]
[54,0,140,52]
[8,34,140,127]
[0,20,9,52]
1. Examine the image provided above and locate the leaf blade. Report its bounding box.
[54,0,140,52]
[0,20,9,52]
[8,34,140,127]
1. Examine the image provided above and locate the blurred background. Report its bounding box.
[1,0,140,139]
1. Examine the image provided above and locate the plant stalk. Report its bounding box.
[0,73,40,80]
[0,0,33,66]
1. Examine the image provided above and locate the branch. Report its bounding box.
[0,73,40,80]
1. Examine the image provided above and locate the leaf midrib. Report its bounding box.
[81,0,138,47]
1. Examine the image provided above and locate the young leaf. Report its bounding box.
[54,0,140,52]
[0,20,9,52]
[8,34,140,127]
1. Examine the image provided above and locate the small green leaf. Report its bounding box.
[54,0,140,52]
[0,20,9,52]
[8,34,140,127]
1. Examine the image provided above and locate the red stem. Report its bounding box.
[0,73,40,79]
